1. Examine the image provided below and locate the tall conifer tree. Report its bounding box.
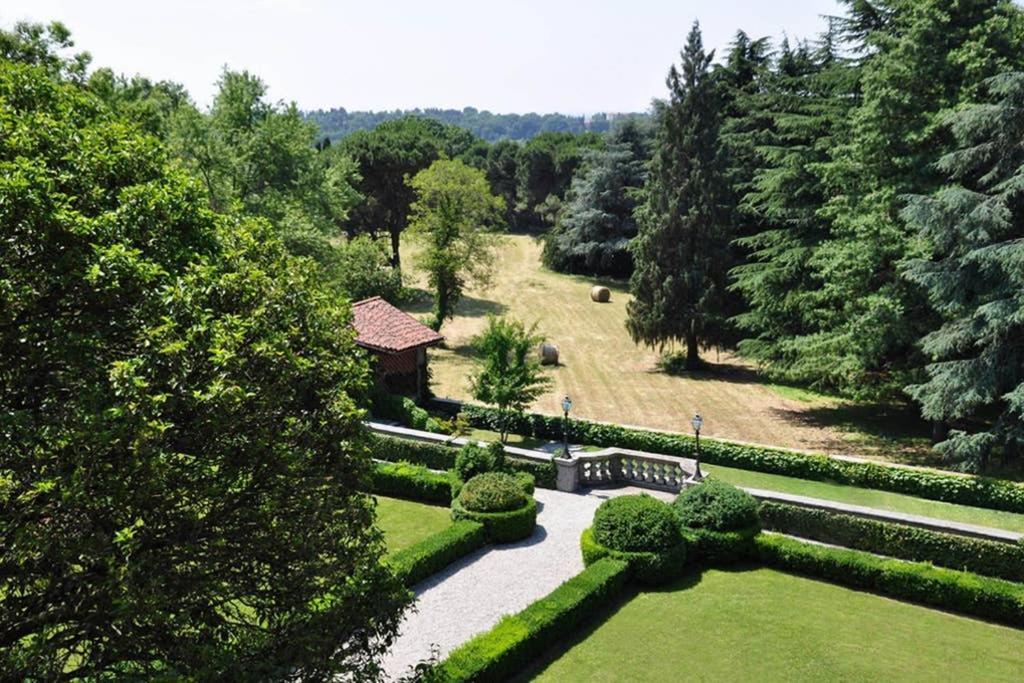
[627,22,730,368]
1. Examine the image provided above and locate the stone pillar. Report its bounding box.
[555,457,580,493]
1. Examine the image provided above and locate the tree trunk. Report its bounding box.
[685,330,700,370]
[389,228,401,269]
[931,420,948,444]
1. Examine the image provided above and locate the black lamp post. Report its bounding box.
[561,395,573,459]
[691,412,704,481]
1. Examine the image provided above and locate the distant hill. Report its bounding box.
[304,107,646,142]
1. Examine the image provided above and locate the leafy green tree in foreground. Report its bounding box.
[902,73,1024,472]
[0,61,406,680]
[469,317,552,443]
[627,21,731,369]
[407,159,504,331]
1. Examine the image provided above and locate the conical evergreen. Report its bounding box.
[902,72,1024,471]
[627,22,730,367]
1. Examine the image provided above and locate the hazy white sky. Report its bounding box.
[3,0,842,113]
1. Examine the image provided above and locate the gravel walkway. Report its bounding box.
[382,487,659,679]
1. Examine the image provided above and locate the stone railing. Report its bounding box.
[558,449,697,494]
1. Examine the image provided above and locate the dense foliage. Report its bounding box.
[759,502,1024,582]
[0,59,406,679]
[454,442,506,482]
[592,495,679,552]
[368,461,458,504]
[457,472,528,513]
[673,479,761,532]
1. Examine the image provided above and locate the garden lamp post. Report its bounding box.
[561,395,573,459]
[691,413,704,481]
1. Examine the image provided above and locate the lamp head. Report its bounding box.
[562,395,573,414]
[691,413,703,433]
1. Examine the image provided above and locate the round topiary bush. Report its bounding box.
[673,478,760,532]
[451,472,537,543]
[593,494,679,553]
[458,472,527,512]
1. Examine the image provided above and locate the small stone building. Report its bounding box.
[352,296,443,401]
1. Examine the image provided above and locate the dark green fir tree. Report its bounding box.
[626,21,730,368]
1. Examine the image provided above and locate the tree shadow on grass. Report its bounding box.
[402,287,508,319]
[645,357,763,386]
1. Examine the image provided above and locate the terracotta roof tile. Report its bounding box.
[351,297,443,353]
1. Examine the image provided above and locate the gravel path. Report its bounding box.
[382,487,656,679]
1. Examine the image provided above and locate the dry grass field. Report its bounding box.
[400,234,932,463]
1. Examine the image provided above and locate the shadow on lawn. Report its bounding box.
[402,287,508,318]
[646,358,763,385]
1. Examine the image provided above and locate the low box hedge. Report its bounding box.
[369,433,457,471]
[451,497,538,543]
[754,533,1024,628]
[432,557,631,682]
[680,526,760,566]
[367,461,457,505]
[580,526,687,585]
[459,403,1024,514]
[388,520,488,587]
[759,502,1024,583]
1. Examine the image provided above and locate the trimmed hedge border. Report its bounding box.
[580,527,687,585]
[368,433,556,489]
[367,461,456,505]
[681,526,759,566]
[451,497,538,543]
[432,557,631,682]
[759,502,1024,583]
[388,520,488,587]
[458,403,1024,514]
[754,534,1024,628]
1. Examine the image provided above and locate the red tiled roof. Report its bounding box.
[351,297,443,353]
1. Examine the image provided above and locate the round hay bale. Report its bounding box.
[591,285,611,303]
[538,342,559,366]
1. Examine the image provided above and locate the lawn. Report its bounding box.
[526,568,1024,682]
[374,495,451,554]
[703,464,1024,533]
[400,234,934,465]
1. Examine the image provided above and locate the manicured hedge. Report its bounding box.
[369,433,457,470]
[367,461,456,504]
[433,557,631,682]
[459,403,1024,514]
[593,495,680,552]
[372,393,446,433]
[673,478,760,532]
[388,521,488,587]
[759,502,1024,583]
[368,433,556,489]
[754,534,1024,628]
[451,497,538,543]
[581,527,687,585]
[680,526,759,566]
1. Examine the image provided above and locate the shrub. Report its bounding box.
[580,527,687,585]
[759,502,1024,583]
[755,534,1024,628]
[451,497,538,543]
[680,527,759,565]
[458,472,528,513]
[372,394,446,434]
[673,478,760,532]
[388,521,488,587]
[433,558,630,682]
[367,461,456,504]
[506,457,556,489]
[593,495,679,553]
[369,434,457,471]
[458,403,1024,514]
[454,442,501,481]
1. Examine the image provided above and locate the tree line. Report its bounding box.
[567,0,1024,473]
[305,105,641,142]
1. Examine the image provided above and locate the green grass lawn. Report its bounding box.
[527,568,1024,682]
[374,496,451,554]
[703,463,1024,533]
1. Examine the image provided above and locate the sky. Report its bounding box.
[2,0,843,114]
